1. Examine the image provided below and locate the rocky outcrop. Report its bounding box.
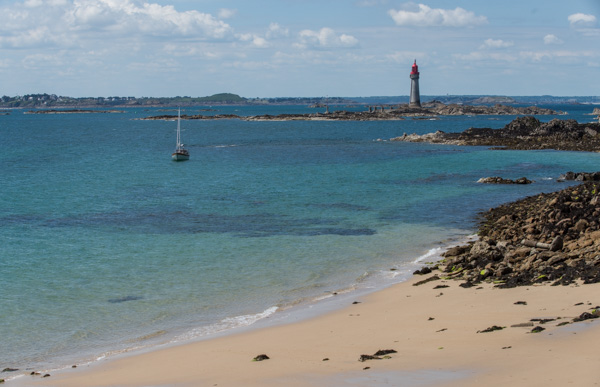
[24,109,124,114]
[142,103,561,121]
[430,181,600,288]
[392,116,600,152]
[477,177,532,184]
[557,171,600,182]
[429,103,559,116]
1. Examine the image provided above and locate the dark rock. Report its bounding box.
[359,354,379,362]
[511,322,534,328]
[478,177,532,184]
[558,171,600,182]
[414,266,432,275]
[478,325,505,333]
[253,354,270,361]
[573,311,600,322]
[514,301,527,305]
[394,117,600,152]
[373,349,397,356]
[531,318,555,324]
[531,326,545,333]
[108,295,143,303]
[2,369,18,373]
[444,246,467,257]
[359,349,397,362]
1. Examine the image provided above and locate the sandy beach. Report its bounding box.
[14,273,600,387]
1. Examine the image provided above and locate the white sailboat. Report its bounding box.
[171,108,189,161]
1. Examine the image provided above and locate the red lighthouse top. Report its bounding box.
[410,60,419,75]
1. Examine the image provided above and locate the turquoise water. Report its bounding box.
[1,105,599,376]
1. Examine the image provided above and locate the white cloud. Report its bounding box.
[480,38,513,49]
[218,8,237,19]
[296,28,359,49]
[388,4,487,27]
[0,0,234,49]
[543,34,563,45]
[266,23,289,39]
[568,13,597,27]
[238,33,270,48]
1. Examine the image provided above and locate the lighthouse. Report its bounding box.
[409,60,421,108]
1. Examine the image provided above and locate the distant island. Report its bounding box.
[1,92,599,109]
[23,109,124,114]
[141,102,561,121]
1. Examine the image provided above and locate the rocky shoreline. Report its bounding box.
[415,179,600,288]
[141,103,560,121]
[392,116,600,152]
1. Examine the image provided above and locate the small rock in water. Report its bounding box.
[108,295,143,303]
[531,326,546,333]
[253,354,270,362]
[1,368,18,373]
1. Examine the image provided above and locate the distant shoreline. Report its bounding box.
[23,109,125,114]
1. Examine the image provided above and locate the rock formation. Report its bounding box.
[142,103,561,122]
[392,116,600,152]
[421,181,600,288]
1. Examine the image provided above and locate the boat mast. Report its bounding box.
[176,108,181,149]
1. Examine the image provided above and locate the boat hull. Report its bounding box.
[171,151,189,161]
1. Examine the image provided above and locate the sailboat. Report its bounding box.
[171,108,189,161]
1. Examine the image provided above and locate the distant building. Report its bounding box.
[409,60,421,108]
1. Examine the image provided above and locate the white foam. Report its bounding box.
[413,247,445,264]
[173,306,279,342]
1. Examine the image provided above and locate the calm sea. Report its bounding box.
[1,104,599,378]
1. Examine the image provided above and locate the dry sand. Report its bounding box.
[15,275,600,387]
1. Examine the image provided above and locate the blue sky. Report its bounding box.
[0,0,598,97]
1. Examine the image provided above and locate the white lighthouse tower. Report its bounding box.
[409,60,421,108]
